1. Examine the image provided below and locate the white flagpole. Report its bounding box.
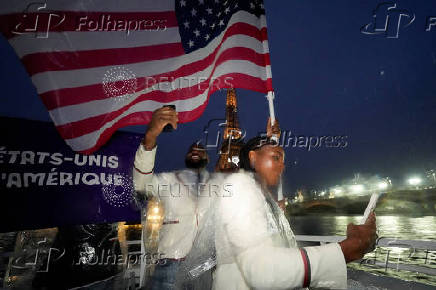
[260,14,278,142]
[266,91,277,141]
[261,14,282,201]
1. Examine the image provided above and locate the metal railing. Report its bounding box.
[123,236,436,288]
[295,235,436,276]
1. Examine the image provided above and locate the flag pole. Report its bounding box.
[268,91,283,201]
[260,11,278,142]
[266,91,276,132]
[261,10,282,201]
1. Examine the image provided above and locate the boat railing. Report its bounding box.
[295,235,436,276]
[126,236,436,284]
[3,236,435,288]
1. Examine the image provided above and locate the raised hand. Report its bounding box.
[142,107,178,150]
[266,117,281,139]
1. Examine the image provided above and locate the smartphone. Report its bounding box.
[162,105,176,132]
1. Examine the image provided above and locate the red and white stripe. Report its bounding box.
[1,1,273,153]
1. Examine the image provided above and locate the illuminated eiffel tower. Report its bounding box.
[215,89,245,172]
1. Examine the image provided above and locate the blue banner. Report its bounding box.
[0,117,141,232]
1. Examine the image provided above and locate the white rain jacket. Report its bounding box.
[213,170,347,290]
[133,144,210,259]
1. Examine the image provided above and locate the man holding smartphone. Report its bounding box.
[132,106,211,290]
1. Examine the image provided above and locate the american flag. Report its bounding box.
[0,0,272,153]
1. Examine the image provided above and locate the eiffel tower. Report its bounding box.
[215,89,245,172]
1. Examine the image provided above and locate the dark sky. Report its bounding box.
[1,0,435,196]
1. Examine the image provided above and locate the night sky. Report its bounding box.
[1,0,435,196]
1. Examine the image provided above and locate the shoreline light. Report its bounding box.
[378,181,388,190]
[408,177,422,186]
[350,184,364,193]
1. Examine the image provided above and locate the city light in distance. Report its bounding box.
[350,184,364,193]
[378,181,388,190]
[408,177,422,186]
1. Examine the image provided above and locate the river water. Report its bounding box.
[289,215,436,241]
[289,215,436,287]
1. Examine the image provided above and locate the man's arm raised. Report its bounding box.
[133,107,178,199]
[141,106,178,150]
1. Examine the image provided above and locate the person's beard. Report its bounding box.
[185,157,208,169]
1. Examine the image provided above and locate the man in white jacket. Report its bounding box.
[132,107,211,290]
